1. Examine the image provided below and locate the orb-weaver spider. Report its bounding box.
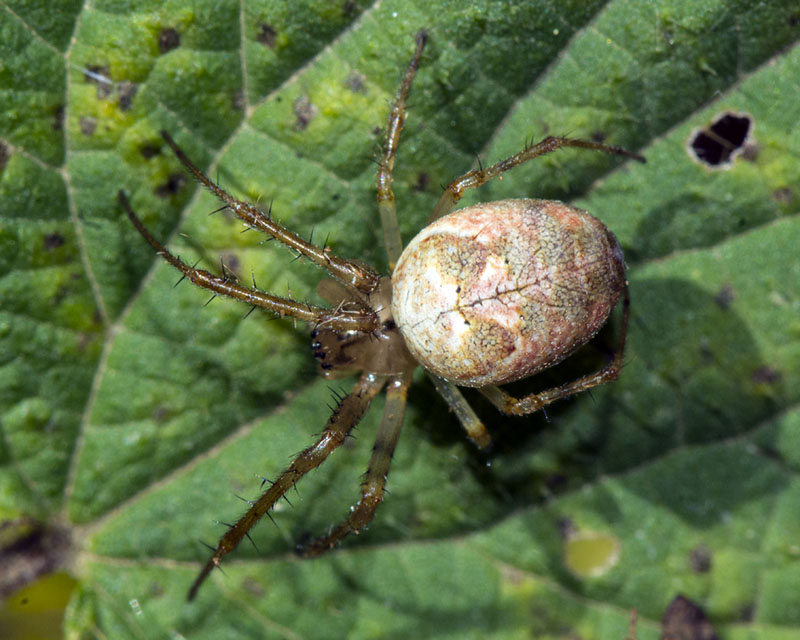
[120,31,645,600]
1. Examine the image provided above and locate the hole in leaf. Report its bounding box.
[689,112,752,167]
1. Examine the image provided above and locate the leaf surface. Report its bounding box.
[1,1,799,638]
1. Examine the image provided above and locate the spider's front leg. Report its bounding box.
[120,192,378,333]
[187,372,386,601]
[298,370,413,557]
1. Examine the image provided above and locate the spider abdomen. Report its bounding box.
[391,199,625,387]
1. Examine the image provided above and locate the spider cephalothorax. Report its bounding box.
[120,31,644,601]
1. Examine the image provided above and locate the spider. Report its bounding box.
[119,31,645,601]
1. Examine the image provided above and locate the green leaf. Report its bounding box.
[1,1,799,638]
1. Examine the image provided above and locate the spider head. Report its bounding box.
[312,276,416,378]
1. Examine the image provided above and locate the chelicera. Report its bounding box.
[119,32,645,601]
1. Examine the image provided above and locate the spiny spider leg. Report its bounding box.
[159,130,381,293]
[377,29,427,270]
[430,136,647,222]
[187,372,387,601]
[479,284,630,415]
[428,374,491,450]
[299,371,413,557]
[120,192,377,332]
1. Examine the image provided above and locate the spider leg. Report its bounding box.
[377,30,427,271]
[428,373,491,450]
[478,284,630,415]
[159,131,381,293]
[187,372,386,601]
[429,136,646,222]
[298,371,412,557]
[120,192,377,333]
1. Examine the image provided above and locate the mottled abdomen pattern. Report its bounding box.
[391,199,625,387]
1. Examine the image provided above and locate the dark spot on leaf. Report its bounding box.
[739,143,759,162]
[257,23,277,48]
[241,577,264,597]
[293,96,317,131]
[689,544,712,573]
[345,71,366,93]
[738,603,755,622]
[152,406,170,424]
[155,173,187,198]
[80,116,97,136]
[232,90,246,111]
[698,337,714,364]
[221,253,241,278]
[751,365,781,385]
[661,595,718,640]
[43,233,65,251]
[713,283,735,309]
[117,81,138,111]
[52,105,64,131]
[84,65,113,99]
[159,28,180,53]
[543,473,567,493]
[689,112,752,167]
[140,143,161,159]
[413,172,429,192]
[556,518,575,539]
[0,142,9,171]
[772,187,794,205]
[331,193,340,201]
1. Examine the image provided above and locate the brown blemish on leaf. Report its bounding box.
[257,23,277,48]
[346,71,367,93]
[159,28,180,53]
[117,82,138,111]
[661,595,718,640]
[140,143,161,159]
[221,253,242,279]
[80,116,97,136]
[689,544,712,573]
[713,283,735,309]
[52,105,64,131]
[155,173,187,198]
[84,65,113,99]
[556,518,576,539]
[413,172,430,192]
[751,365,781,384]
[772,187,794,205]
[152,406,170,424]
[43,233,65,251]
[0,142,9,171]
[293,96,317,130]
[232,90,246,111]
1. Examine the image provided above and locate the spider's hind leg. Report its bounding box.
[479,284,631,416]
[298,371,413,557]
[377,30,427,271]
[187,372,386,601]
